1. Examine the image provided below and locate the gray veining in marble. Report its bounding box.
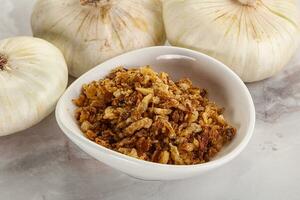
[1,0,300,200]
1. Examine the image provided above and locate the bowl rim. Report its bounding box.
[56,46,256,170]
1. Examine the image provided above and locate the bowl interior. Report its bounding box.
[57,46,255,164]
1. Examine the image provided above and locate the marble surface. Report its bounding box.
[1,0,300,199]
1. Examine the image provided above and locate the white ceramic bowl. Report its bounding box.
[56,46,255,181]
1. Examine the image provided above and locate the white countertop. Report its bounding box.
[1,0,300,199]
